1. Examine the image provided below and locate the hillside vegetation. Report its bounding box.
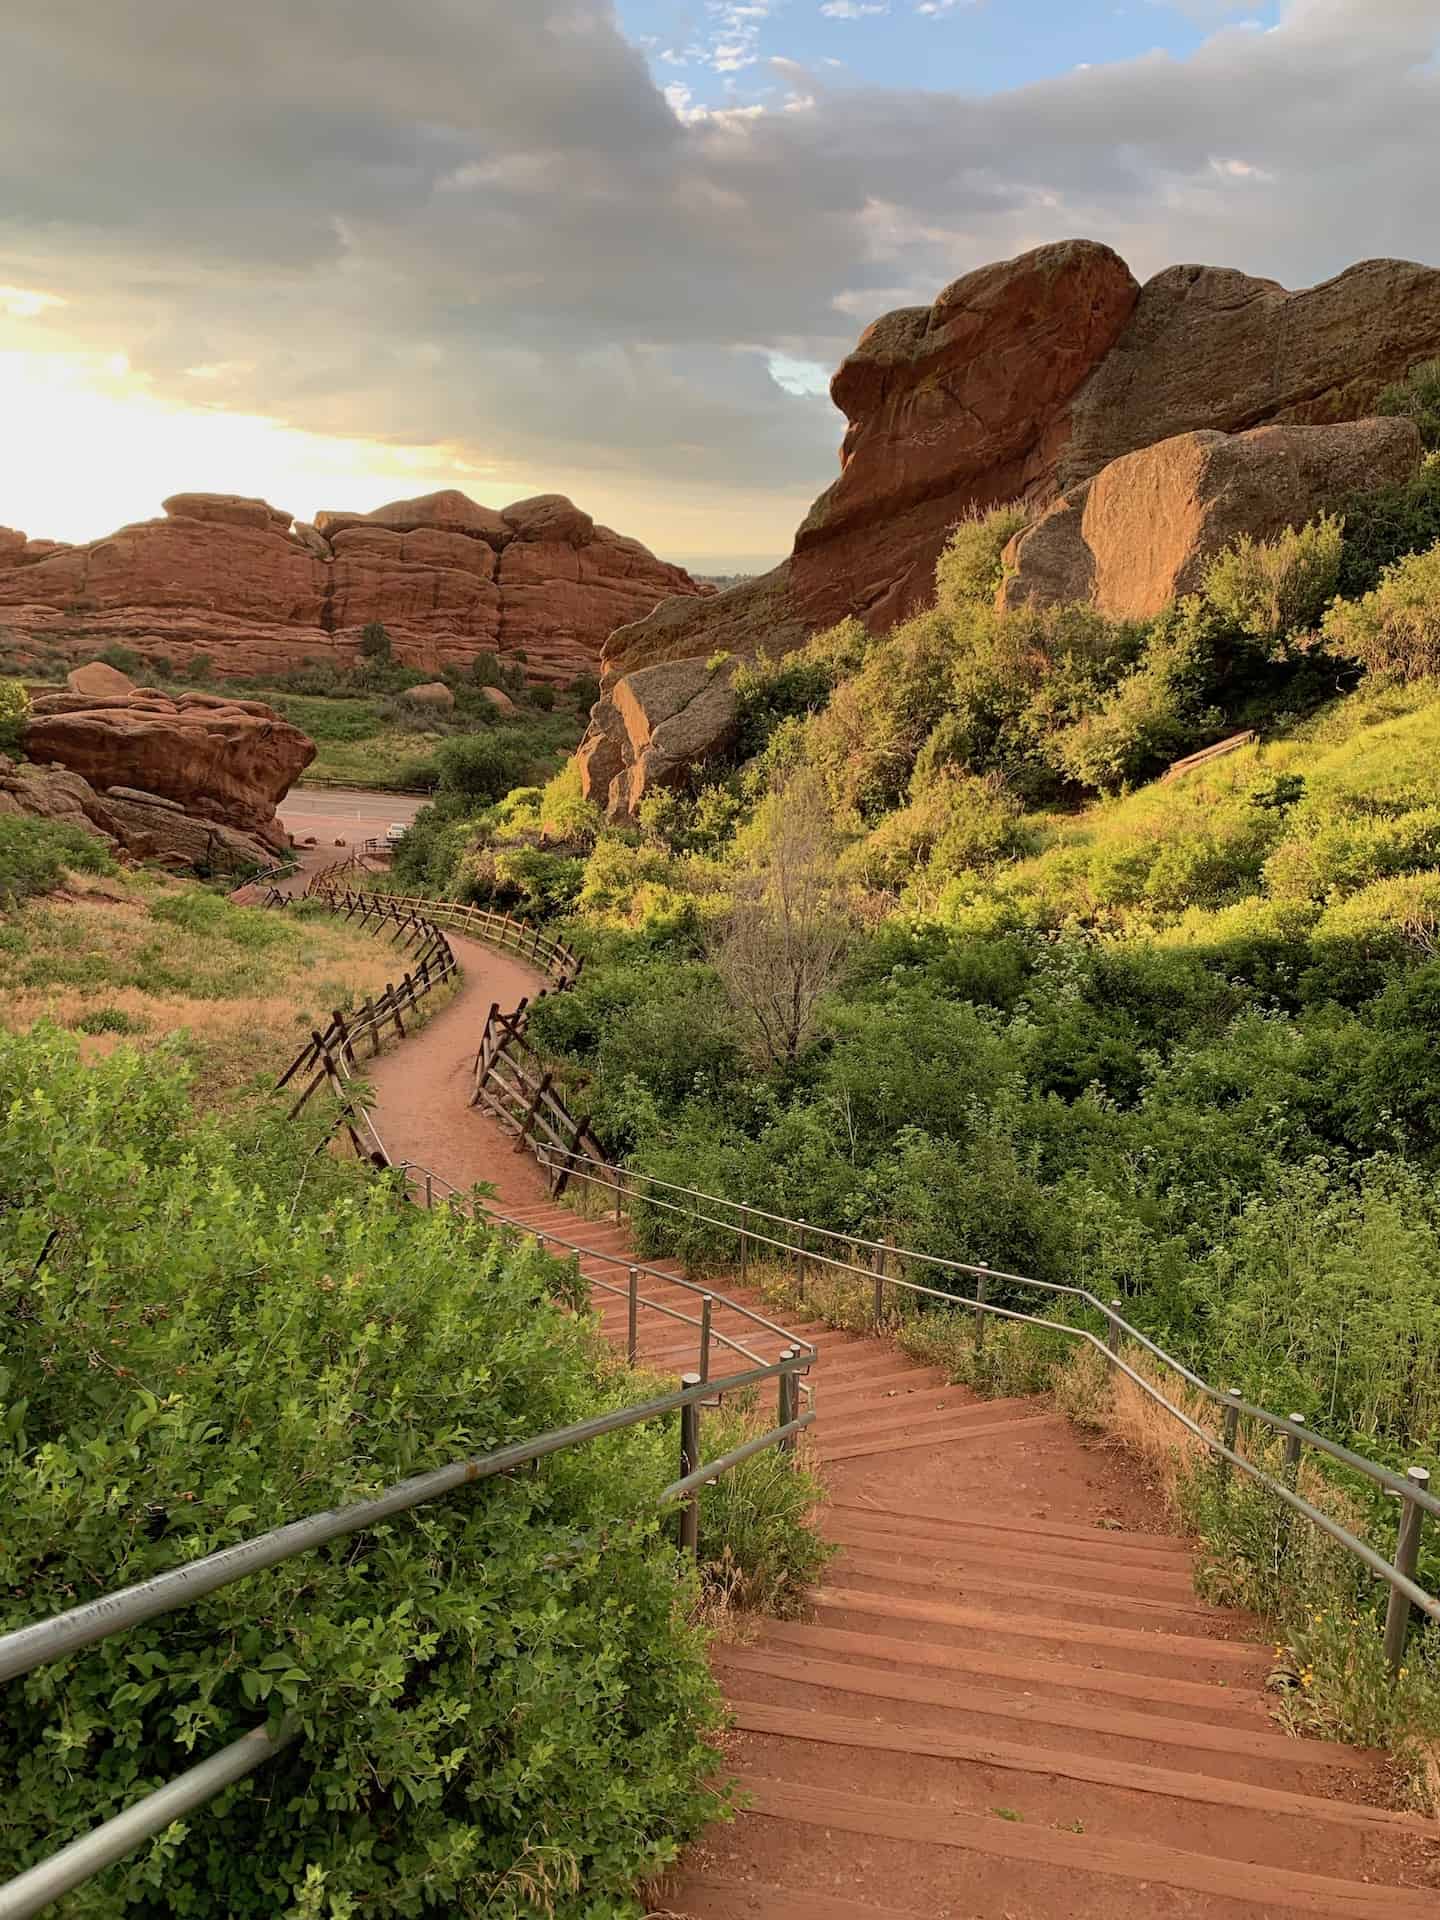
[383,422,1440,1722]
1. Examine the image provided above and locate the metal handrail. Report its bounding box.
[539,1146,1439,1661]
[389,1161,814,1390]
[0,1356,814,1917]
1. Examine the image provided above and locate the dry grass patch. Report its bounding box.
[0,869,404,1106]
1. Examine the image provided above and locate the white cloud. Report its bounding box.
[820,3,890,17]
[0,284,65,319]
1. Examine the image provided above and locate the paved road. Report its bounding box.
[278,786,427,846]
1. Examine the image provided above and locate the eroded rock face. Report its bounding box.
[604,244,1440,684]
[23,679,314,846]
[0,755,277,871]
[578,656,738,820]
[1003,419,1424,620]
[0,488,705,687]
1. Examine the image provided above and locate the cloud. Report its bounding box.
[0,0,1437,550]
[820,3,890,17]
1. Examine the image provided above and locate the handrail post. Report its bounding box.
[1219,1388,1242,1490]
[627,1266,639,1367]
[678,1374,702,1559]
[1384,1467,1431,1675]
[1106,1300,1123,1358]
[699,1295,713,1384]
[872,1240,886,1331]
[739,1203,750,1279]
[1284,1413,1305,1483]
[777,1349,797,1454]
[973,1266,989,1358]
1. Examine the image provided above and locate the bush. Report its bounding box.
[1323,540,1440,682]
[0,674,28,752]
[358,620,392,663]
[1376,357,1440,453]
[0,814,114,908]
[436,732,538,804]
[1047,604,1221,793]
[934,502,1029,611]
[0,1031,729,1916]
[1335,456,1440,600]
[1203,515,1344,654]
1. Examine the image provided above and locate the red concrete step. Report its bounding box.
[727,1704,1422,1870]
[825,1497,1196,1563]
[809,1588,1261,1685]
[753,1620,1268,1726]
[742,1779,1440,1917]
[714,1644,1373,1791]
[829,1550,1219,1628]
[664,1883,929,1920]
[821,1512,1199,1599]
[818,1410,1061,1463]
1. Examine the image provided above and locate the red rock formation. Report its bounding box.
[0,489,705,687]
[24,675,314,844]
[603,243,1440,684]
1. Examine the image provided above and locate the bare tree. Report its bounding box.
[711,776,851,1067]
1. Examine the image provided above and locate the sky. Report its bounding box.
[1,1,1436,573]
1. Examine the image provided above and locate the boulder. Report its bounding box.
[66,660,137,699]
[24,684,313,835]
[0,488,706,687]
[401,680,456,710]
[1002,419,1424,620]
[0,755,274,871]
[603,243,1440,680]
[579,656,739,821]
[479,685,517,714]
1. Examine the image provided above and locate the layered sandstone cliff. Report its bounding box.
[601,242,1440,686]
[0,488,705,686]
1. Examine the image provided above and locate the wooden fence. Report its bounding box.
[304,878,604,1194]
[1161,729,1257,783]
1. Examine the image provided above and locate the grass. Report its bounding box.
[0,868,409,1106]
[251,688,587,789]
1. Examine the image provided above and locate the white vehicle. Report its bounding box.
[385,822,409,845]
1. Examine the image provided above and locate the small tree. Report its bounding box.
[358,619,393,663]
[711,774,851,1067]
[1377,357,1440,453]
[0,676,28,754]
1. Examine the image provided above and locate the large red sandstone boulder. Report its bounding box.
[402,680,456,710]
[577,656,739,821]
[1002,419,1424,620]
[603,244,1440,687]
[23,678,314,838]
[0,489,705,687]
[66,661,137,699]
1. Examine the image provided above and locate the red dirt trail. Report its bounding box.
[350,911,1440,1920]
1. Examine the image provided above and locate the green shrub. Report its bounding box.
[358,619,392,662]
[1047,605,1221,793]
[0,815,114,908]
[0,674,28,752]
[1202,514,1344,653]
[934,502,1029,610]
[1335,457,1440,599]
[98,644,143,677]
[1323,540,1440,682]
[0,1030,729,1916]
[436,732,539,804]
[1376,357,1440,453]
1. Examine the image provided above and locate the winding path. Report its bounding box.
[354,920,1439,1920]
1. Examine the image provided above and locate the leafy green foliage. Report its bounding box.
[1376,356,1440,453]
[0,1030,727,1916]
[0,673,28,752]
[1202,514,1344,653]
[1323,540,1440,682]
[357,618,393,662]
[1335,456,1440,599]
[934,502,1029,611]
[0,814,113,908]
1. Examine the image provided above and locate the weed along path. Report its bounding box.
[352,922,1440,1920]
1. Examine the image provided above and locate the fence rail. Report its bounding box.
[0,1357,813,1920]
[536,1144,1439,1672]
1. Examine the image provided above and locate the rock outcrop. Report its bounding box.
[602,244,1440,686]
[9,666,314,868]
[1002,419,1425,620]
[0,489,705,687]
[578,656,739,822]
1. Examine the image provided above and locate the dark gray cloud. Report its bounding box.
[2,0,1438,531]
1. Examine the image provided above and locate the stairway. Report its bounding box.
[498,1201,1440,1920]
